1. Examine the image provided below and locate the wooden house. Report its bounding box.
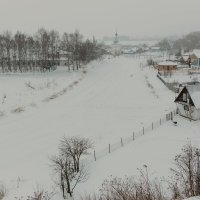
[174,83,200,120]
[155,61,178,71]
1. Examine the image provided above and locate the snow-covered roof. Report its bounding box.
[187,84,200,109]
[182,55,190,61]
[183,52,193,56]
[192,49,200,58]
[157,61,178,66]
[151,46,160,50]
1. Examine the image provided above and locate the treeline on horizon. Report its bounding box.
[158,31,200,53]
[0,28,105,73]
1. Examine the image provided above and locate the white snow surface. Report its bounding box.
[158,61,178,66]
[0,55,199,199]
[184,197,200,200]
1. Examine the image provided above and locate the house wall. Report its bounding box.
[156,65,177,71]
[192,58,200,67]
[190,54,198,62]
[177,104,200,120]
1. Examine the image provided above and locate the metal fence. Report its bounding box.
[83,110,177,164]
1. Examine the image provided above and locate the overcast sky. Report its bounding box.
[0,0,200,39]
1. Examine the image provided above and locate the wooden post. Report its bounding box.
[109,144,111,153]
[133,132,135,140]
[94,150,96,161]
[143,127,144,135]
[121,138,123,147]
[152,122,153,130]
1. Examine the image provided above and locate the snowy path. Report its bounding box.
[0,56,176,199]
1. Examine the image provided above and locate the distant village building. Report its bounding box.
[175,83,200,120]
[180,50,200,67]
[180,52,192,64]
[113,31,119,44]
[110,31,121,56]
[190,49,200,67]
[122,47,137,54]
[58,50,70,66]
[150,46,160,52]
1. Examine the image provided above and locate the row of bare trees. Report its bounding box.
[0,29,105,73]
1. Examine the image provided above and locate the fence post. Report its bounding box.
[121,137,123,147]
[94,150,96,161]
[143,127,144,135]
[133,132,135,140]
[171,112,173,121]
[109,144,111,153]
[152,122,153,130]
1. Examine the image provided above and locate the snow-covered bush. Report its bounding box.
[99,166,166,200]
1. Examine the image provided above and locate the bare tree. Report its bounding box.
[170,142,200,199]
[59,136,92,172]
[35,28,50,71]
[51,136,91,199]
[49,30,60,65]
[2,31,12,72]
[51,155,88,199]
[0,183,7,200]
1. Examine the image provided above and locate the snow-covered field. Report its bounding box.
[0,55,199,199]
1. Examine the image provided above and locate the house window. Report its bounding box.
[183,93,187,102]
[184,105,189,111]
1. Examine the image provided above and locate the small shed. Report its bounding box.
[155,61,178,71]
[174,83,200,120]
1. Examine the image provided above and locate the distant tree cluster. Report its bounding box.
[173,31,200,52]
[0,29,105,73]
[157,38,172,51]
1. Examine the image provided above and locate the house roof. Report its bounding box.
[182,52,193,56]
[176,84,200,109]
[182,55,190,61]
[157,61,178,66]
[192,49,200,58]
[151,46,160,50]
[186,84,200,109]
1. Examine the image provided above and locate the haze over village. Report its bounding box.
[0,0,200,200]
